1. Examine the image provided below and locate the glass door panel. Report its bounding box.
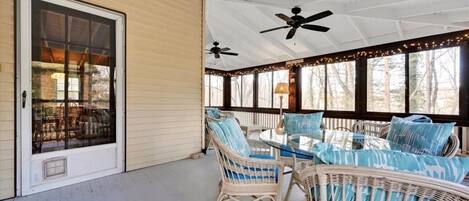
[32,1,116,154]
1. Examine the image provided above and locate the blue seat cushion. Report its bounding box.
[207,117,251,157]
[250,154,275,160]
[283,112,323,134]
[205,107,221,119]
[279,144,314,160]
[386,116,455,156]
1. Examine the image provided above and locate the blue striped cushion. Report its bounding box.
[386,116,455,156]
[207,117,251,157]
[283,112,323,134]
[311,143,469,201]
[312,143,469,183]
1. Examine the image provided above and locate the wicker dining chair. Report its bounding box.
[300,165,469,201]
[207,119,285,201]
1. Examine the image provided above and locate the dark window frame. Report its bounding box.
[209,31,469,126]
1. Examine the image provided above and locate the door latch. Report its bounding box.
[22,91,27,108]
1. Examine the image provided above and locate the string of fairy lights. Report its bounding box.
[205,32,469,77]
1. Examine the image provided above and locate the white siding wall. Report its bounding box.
[0,0,15,199]
[84,0,204,170]
[0,0,204,199]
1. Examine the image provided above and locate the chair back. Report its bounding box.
[352,120,390,138]
[206,124,281,184]
[300,165,469,201]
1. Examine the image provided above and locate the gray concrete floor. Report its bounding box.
[8,152,305,201]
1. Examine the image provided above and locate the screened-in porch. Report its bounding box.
[1,0,469,201]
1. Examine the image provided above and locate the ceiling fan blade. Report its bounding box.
[215,54,220,59]
[260,26,290,33]
[301,24,330,32]
[220,52,239,56]
[275,13,293,23]
[302,10,333,24]
[220,47,231,52]
[286,28,297,40]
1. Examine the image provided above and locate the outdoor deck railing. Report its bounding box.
[228,111,469,156]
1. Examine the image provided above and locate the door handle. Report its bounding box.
[22,90,27,108]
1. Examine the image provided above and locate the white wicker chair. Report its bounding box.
[207,119,285,201]
[300,165,469,201]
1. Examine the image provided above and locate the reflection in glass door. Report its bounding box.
[31,1,116,154]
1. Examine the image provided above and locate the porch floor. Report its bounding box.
[8,152,305,201]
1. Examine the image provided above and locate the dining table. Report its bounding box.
[258,128,423,158]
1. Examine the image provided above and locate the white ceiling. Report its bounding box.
[204,0,469,71]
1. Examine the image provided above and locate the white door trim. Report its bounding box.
[16,0,126,195]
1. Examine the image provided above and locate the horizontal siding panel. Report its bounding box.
[126,145,200,166]
[0,149,13,161]
[85,0,203,171]
[0,0,13,198]
[127,131,202,142]
[126,116,201,125]
[0,159,13,170]
[127,141,201,158]
[126,150,197,171]
[0,63,14,73]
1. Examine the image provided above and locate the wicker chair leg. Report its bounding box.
[284,177,295,201]
[216,192,226,201]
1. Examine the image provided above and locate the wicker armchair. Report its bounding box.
[300,165,469,201]
[207,121,285,201]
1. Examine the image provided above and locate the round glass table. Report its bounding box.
[258,128,417,158]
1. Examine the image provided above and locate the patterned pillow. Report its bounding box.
[207,117,251,157]
[312,143,469,183]
[205,107,221,119]
[311,143,469,201]
[283,112,323,134]
[386,116,455,156]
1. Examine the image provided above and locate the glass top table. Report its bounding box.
[258,128,416,158]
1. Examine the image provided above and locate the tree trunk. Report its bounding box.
[384,57,391,112]
[425,51,433,113]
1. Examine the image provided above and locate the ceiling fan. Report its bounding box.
[206,42,239,59]
[260,7,333,40]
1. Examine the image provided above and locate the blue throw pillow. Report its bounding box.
[386,116,455,156]
[283,112,323,134]
[205,107,221,119]
[207,117,251,157]
[402,115,432,123]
